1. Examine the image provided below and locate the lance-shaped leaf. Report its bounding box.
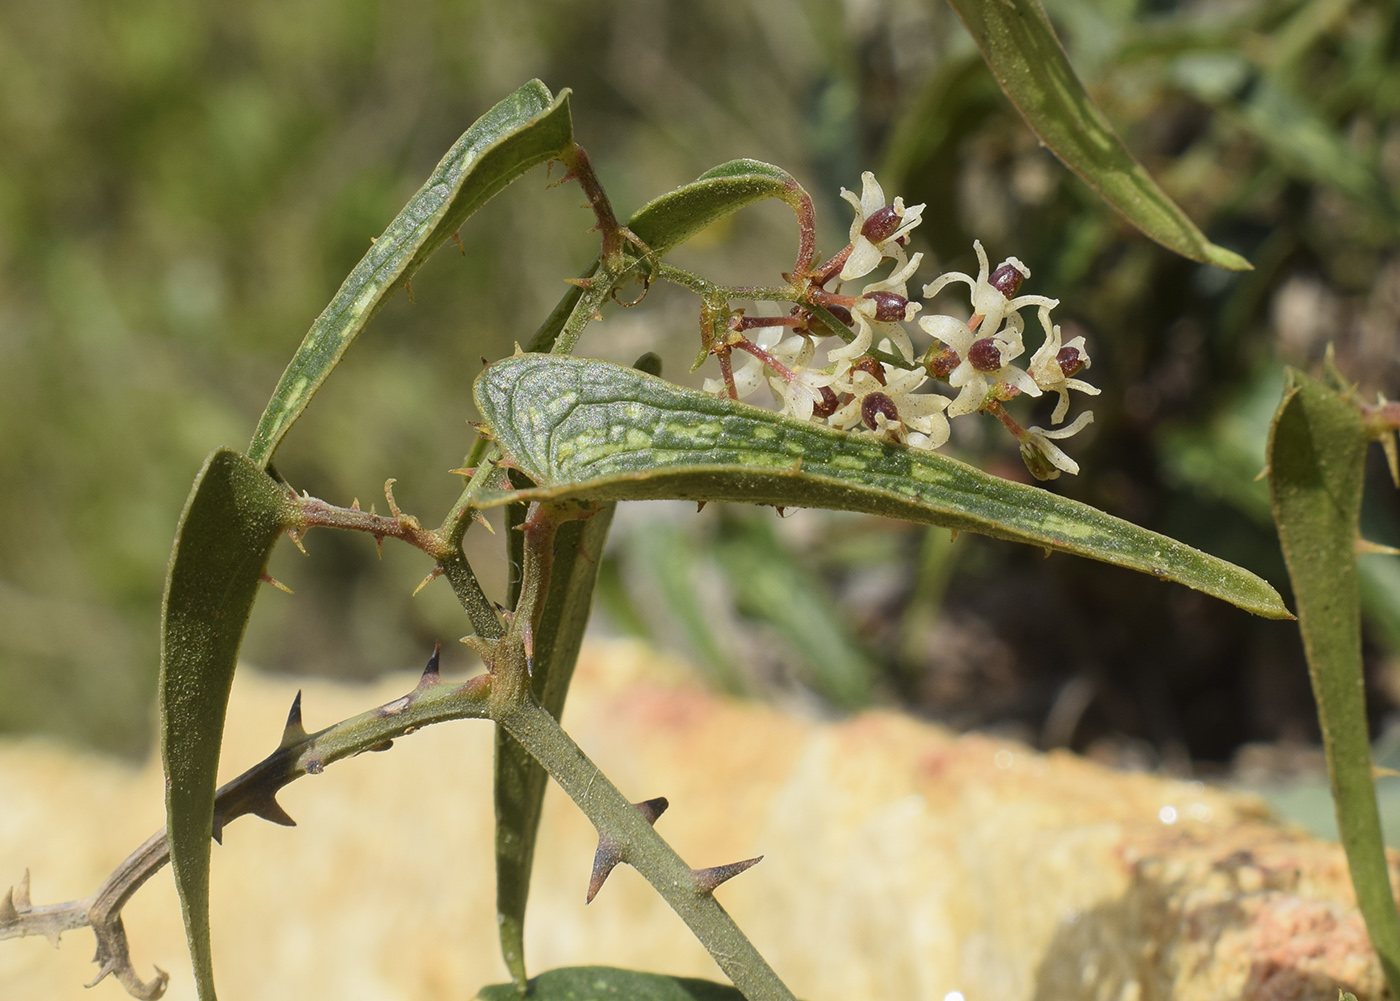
[160,449,294,1000]
[1268,368,1400,994]
[627,159,806,259]
[248,79,575,467]
[948,0,1251,271]
[472,355,1289,620]
[495,502,616,988]
[477,966,750,1001]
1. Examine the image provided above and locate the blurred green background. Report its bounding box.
[1,0,1397,785]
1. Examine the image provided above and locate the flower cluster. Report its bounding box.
[705,172,1101,479]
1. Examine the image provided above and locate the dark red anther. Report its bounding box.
[860,205,902,242]
[851,356,887,385]
[863,291,909,322]
[826,304,854,326]
[862,391,900,429]
[989,262,1025,299]
[1056,345,1085,377]
[812,385,840,418]
[968,338,1003,372]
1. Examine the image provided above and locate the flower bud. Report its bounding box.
[925,347,959,379]
[812,386,841,418]
[861,391,900,429]
[1056,345,1085,377]
[862,290,910,322]
[851,356,887,385]
[860,205,902,243]
[968,338,1003,372]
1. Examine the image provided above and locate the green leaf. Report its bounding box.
[1268,369,1400,995]
[494,503,615,988]
[160,449,294,1000]
[472,354,1290,620]
[477,966,749,1001]
[627,159,803,257]
[947,0,1251,271]
[247,79,575,467]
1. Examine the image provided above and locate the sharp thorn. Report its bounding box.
[691,856,763,894]
[250,794,297,828]
[1254,465,1270,483]
[351,498,361,511]
[14,869,31,909]
[412,566,445,596]
[260,572,294,595]
[774,506,786,518]
[586,837,623,904]
[635,797,668,824]
[0,888,18,924]
[949,529,959,543]
[286,527,309,556]
[384,478,402,517]
[451,230,466,255]
[696,501,707,513]
[449,466,478,477]
[404,278,415,303]
[280,691,308,749]
[472,509,495,534]
[420,643,442,684]
[1359,538,1400,556]
[374,534,385,559]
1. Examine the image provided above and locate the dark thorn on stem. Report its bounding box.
[280,691,308,749]
[420,643,442,685]
[586,798,668,903]
[586,839,622,904]
[451,231,465,256]
[404,279,415,304]
[696,501,707,513]
[692,856,763,894]
[247,794,296,829]
[775,507,786,518]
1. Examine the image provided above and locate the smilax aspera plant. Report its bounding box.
[5,2,1400,999]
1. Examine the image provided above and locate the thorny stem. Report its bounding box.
[498,699,795,1001]
[291,487,502,639]
[0,653,492,999]
[491,501,796,1001]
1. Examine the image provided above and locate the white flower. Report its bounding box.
[917,313,1041,418]
[829,363,951,449]
[1026,307,1100,425]
[763,333,840,421]
[922,240,1057,340]
[851,253,923,362]
[839,172,925,282]
[1020,411,1094,480]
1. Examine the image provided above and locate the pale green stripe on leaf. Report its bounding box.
[473,355,1289,620]
[160,449,294,1000]
[248,79,575,467]
[949,0,1250,271]
[1268,369,1400,994]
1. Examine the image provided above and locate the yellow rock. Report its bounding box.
[0,639,1389,1000]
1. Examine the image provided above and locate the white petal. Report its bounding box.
[918,313,972,353]
[946,378,985,417]
[840,237,884,281]
[859,171,885,216]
